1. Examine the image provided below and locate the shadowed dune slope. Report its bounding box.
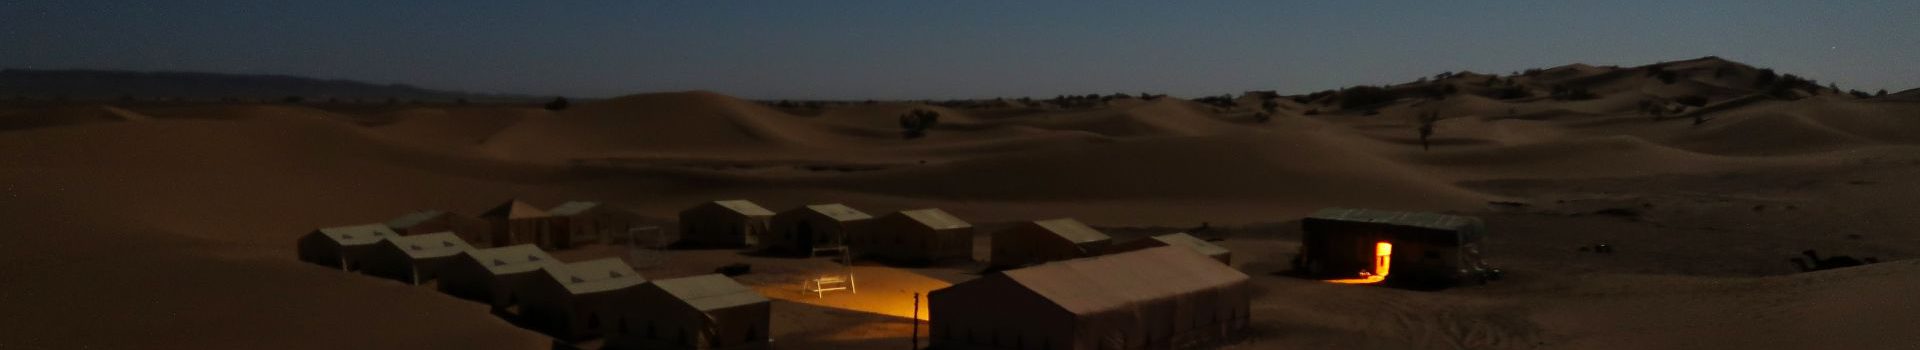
[834,131,1487,207]
[483,91,849,159]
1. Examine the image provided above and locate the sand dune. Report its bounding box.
[484,91,847,159]
[3,57,1918,349]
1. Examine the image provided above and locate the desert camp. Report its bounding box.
[10,3,1920,348]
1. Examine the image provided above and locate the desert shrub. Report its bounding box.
[899,109,939,139]
[1877,89,1889,97]
[1656,71,1679,84]
[1674,95,1709,107]
[1550,85,1596,100]
[1303,108,1320,115]
[1253,112,1271,123]
[1362,109,1379,116]
[1753,69,1778,88]
[1849,90,1873,99]
[543,97,569,111]
[1260,99,1279,114]
[1338,86,1396,109]
[1417,110,1439,151]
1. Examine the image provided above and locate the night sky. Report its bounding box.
[5,0,1916,99]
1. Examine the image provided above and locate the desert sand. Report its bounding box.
[3,57,1919,349]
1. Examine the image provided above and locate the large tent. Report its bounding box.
[479,199,560,249]
[765,203,873,257]
[363,232,474,285]
[436,244,559,310]
[989,218,1111,269]
[676,200,775,248]
[517,257,647,340]
[605,274,772,349]
[1296,207,1492,287]
[857,208,974,264]
[1107,232,1231,265]
[296,223,399,271]
[385,209,492,248]
[931,246,1253,350]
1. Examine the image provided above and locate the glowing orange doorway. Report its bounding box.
[1329,242,1392,284]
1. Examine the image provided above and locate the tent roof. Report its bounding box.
[796,203,872,222]
[706,200,775,217]
[548,201,601,216]
[384,232,472,259]
[1000,246,1248,316]
[1307,207,1481,232]
[315,224,399,245]
[384,210,447,230]
[1148,233,1229,258]
[893,208,971,230]
[465,244,558,275]
[1031,218,1110,245]
[481,200,549,219]
[540,258,646,295]
[649,274,768,312]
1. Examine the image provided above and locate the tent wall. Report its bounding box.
[858,215,974,264]
[606,287,772,350]
[1300,218,1480,286]
[990,225,1099,269]
[765,210,867,256]
[490,217,558,249]
[677,205,770,248]
[930,276,1076,350]
[394,214,492,248]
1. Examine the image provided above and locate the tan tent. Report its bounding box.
[1107,232,1231,265]
[436,244,558,310]
[548,201,642,249]
[677,200,774,248]
[296,223,399,271]
[930,246,1252,350]
[479,199,560,249]
[990,218,1111,269]
[363,232,474,285]
[386,210,492,248]
[857,208,974,264]
[765,203,872,257]
[605,274,772,350]
[518,257,647,340]
[1297,207,1493,287]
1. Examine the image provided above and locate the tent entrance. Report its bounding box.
[1329,241,1392,284]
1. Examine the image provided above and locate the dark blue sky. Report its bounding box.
[6,1,1916,99]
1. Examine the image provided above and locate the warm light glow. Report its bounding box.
[757,266,947,320]
[1329,242,1393,284]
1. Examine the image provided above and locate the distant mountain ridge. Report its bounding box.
[0,69,541,101]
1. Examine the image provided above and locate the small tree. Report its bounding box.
[899,109,939,139]
[1253,112,1272,123]
[1417,111,1438,151]
[283,95,305,104]
[1877,89,1889,97]
[544,97,570,111]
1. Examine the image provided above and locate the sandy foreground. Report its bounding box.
[3,58,1920,349]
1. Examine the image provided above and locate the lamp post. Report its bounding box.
[912,292,921,349]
